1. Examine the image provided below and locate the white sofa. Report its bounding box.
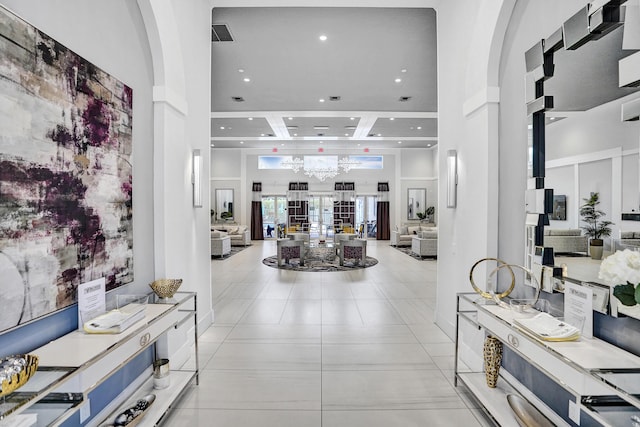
[211,224,251,246]
[615,231,640,250]
[542,229,587,254]
[391,223,436,247]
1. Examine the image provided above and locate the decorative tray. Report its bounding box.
[101,394,156,426]
[0,354,39,397]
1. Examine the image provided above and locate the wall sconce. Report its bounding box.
[192,149,202,208]
[447,149,458,208]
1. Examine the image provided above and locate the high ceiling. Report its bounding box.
[210,7,438,150]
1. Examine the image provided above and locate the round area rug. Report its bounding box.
[262,250,378,272]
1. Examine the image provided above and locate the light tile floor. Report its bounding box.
[165,240,488,426]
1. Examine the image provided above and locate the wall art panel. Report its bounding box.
[0,5,133,332]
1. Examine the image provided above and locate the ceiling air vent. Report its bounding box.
[231,96,244,102]
[329,96,341,101]
[399,96,412,102]
[317,133,324,137]
[313,126,329,130]
[367,133,376,137]
[212,24,233,42]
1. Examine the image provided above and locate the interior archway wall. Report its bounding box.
[136,0,214,329]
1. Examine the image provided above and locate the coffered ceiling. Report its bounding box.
[210,7,438,150]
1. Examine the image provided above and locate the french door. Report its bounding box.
[356,195,378,238]
[261,196,287,238]
[308,195,334,238]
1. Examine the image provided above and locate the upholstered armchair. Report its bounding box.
[339,239,367,266]
[277,239,305,266]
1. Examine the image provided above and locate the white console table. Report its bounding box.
[0,291,198,426]
[455,293,640,426]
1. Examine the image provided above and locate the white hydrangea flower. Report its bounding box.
[599,249,640,286]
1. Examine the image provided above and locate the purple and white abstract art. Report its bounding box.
[0,6,133,332]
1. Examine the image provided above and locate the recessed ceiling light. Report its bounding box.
[240,141,244,144]
[417,126,422,130]
[319,98,325,103]
[248,117,253,121]
[319,34,327,41]
[261,133,265,136]
[293,133,298,136]
[350,117,355,121]
[243,77,251,82]
[319,141,323,144]
[281,143,284,146]
[211,144,215,147]
[395,78,402,83]
[288,117,293,120]
[398,141,402,144]
[401,68,407,73]
[427,144,432,147]
[389,118,395,121]
[377,133,382,137]
[345,133,349,136]
[550,117,556,121]
[220,126,225,129]
[238,68,244,73]
[357,144,361,147]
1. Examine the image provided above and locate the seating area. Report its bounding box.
[391,223,437,247]
[211,224,251,246]
[542,228,587,254]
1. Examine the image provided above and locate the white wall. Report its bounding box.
[0,0,156,296]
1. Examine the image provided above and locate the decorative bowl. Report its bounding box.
[0,354,39,397]
[149,279,183,299]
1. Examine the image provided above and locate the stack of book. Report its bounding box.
[514,312,581,342]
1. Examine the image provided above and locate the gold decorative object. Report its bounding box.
[149,279,183,299]
[469,258,515,299]
[0,354,39,397]
[483,336,503,388]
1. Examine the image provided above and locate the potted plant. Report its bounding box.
[579,192,613,260]
[425,206,435,223]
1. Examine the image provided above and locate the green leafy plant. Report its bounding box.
[579,192,613,241]
[416,206,435,221]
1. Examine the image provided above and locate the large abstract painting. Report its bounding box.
[0,6,133,332]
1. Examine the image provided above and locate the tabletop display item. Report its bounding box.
[149,279,183,299]
[507,394,555,427]
[0,354,39,397]
[102,394,156,427]
[483,336,503,388]
[514,312,581,342]
[83,296,148,334]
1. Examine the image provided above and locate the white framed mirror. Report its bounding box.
[407,188,426,220]
[215,189,234,221]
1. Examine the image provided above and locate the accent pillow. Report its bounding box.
[227,226,239,234]
[407,226,421,235]
[400,226,409,235]
[237,225,247,234]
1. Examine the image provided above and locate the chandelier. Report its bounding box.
[280,157,303,172]
[282,156,361,182]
